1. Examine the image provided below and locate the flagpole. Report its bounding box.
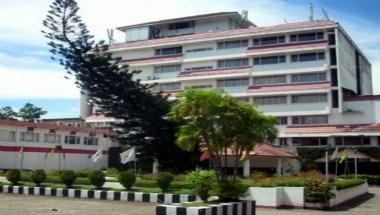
[20,146,24,171]
[325,149,328,182]
[354,149,358,178]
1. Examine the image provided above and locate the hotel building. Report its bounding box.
[80,12,380,149]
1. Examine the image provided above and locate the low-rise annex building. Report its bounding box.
[0,119,117,171]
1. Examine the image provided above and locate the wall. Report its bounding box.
[329,183,369,207]
[329,100,380,124]
[337,30,357,93]
[245,187,304,207]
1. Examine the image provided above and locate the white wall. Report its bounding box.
[329,100,380,124]
[337,30,357,94]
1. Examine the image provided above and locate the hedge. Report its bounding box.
[329,178,365,190]
[341,174,380,185]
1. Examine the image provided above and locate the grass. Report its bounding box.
[181,201,217,207]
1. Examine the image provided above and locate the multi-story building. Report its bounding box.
[81,11,380,150]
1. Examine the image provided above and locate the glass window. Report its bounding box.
[217,78,249,87]
[169,21,194,30]
[217,40,248,49]
[292,115,328,125]
[65,135,80,145]
[155,82,181,92]
[328,34,336,45]
[331,69,338,86]
[330,48,337,65]
[291,94,327,103]
[185,85,213,89]
[253,55,286,65]
[186,47,213,52]
[20,132,39,142]
[277,117,288,125]
[43,134,61,143]
[291,72,326,83]
[290,32,324,42]
[279,138,288,147]
[261,37,278,45]
[84,137,98,145]
[292,137,325,146]
[8,131,16,141]
[332,90,339,108]
[217,59,249,68]
[252,35,286,46]
[155,47,182,56]
[254,96,287,105]
[154,64,181,73]
[253,75,286,85]
[184,66,213,72]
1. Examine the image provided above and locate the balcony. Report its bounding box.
[184,47,246,62]
[256,102,330,116]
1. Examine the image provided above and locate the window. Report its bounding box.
[217,58,249,68]
[155,47,182,56]
[217,78,249,87]
[332,90,339,108]
[254,96,287,105]
[169,21,194,30]
[291,73,326,83]
[154,65,181,73]
[292,137,327,146]
[328,34,336,45]
[20,132,39,142]
[331,69,338,86]
[253,75,286,85]
[291,94,327,103]
[290,32,324,42]
[292,115,328,125]
[64,135,80,144]
[253,55,286,65]
[252,36,285,46]
[217,40,248,49]
[186,47,213,52]
[279,138,288,147]
[330,48,337,65]
[84,137,98,145]
[43,134,61,143]
[335,137,370,146]
[155,82,181,92]
[184,66,213,72]
[9,131,16,141]
[291,52,325,62]
[235,97,249,103]
[185,85,213,89]
[277,117,288,125]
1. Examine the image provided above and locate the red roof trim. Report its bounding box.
[344,95,380,102]
[247,40,328,51]
[0,119,113,135]
[248,81,330,90]
[178,66,251,77]
[120,53,183,64]
[285,123,380,133]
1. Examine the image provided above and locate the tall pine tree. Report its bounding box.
[42,0,199,171]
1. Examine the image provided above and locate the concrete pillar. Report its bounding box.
[152,158,159,174]
[276,158,283,176]
[243,159,250,177]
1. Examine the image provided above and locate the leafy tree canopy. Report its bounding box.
[170,89,278,180]
[0,106,17,120]
[18,103,47,122]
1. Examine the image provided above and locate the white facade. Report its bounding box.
[81,12,380,149]
[0,120,116,171]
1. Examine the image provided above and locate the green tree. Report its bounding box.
[42,0,199,171]
[17,103,47,122]
[0,106,17,120]
[170,89,278,180]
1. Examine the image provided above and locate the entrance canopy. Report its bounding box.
[315,148,380,162]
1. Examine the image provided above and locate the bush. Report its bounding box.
[106,167,119,177]
[6,169,21,185]
[186,170,216,202]
[341,174,380,185]
[119,170,136,190]
[304,180,335,203]
[76,169,92,178]
[60,170,77,188]
[212,180,249,201]
[330,178,365,190]
[156,172,174,192]
[88,170,106,189]
[31,170,46,186]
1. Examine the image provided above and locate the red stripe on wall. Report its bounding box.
[0,146,107,154]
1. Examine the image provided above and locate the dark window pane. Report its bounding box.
[328,34,336,45]
[298,33,316,41]
[279,56,286,63]
[332,90,339,108]
[331,69,338,86]
[261,56,279,65]
[254,58,260,65]
[261,37,278,45]
[318,52,325,60]
[253,39,260,46]
[299,53,317,61]
[317,32,324,39]
[291,55,298,62]
[278,36,285,43]
[330,48,337,65]
[290,35,297,42]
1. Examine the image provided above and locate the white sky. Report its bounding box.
[0,0,379,100]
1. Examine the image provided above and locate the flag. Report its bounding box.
[92,146,103,163]
[339,149,348,164]
[120,147,136,164]
[16,146,24,158]
[331,147,338,161]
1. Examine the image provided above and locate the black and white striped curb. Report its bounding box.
[156,200,256,215]
[0,185,199,204]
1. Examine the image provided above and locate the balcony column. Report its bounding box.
[152,158,159,174]
[276,157,283,176]
[243,159,250,177]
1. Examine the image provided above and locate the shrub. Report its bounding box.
[6,169,21,185]
[88,170,106,189]
[106,167,119,177]
[119,170,136,190]
[186,170,216,202]
[156,172,174,192]
[212,180,249,201]
[31,170,46,186]
[60,170,77,188]
[76,169,92,178]
[304,180,335,203]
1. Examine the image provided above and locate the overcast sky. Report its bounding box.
[0,0,379,118]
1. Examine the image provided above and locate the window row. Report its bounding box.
[274,115,329,126]
[184,66,213,72]
[217,40,248,49]
[7,131,99,145]
[252,72,327,86]
[153,64,181,73]
[291,52,325,62]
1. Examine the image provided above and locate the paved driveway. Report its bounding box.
[0,187,379,215]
